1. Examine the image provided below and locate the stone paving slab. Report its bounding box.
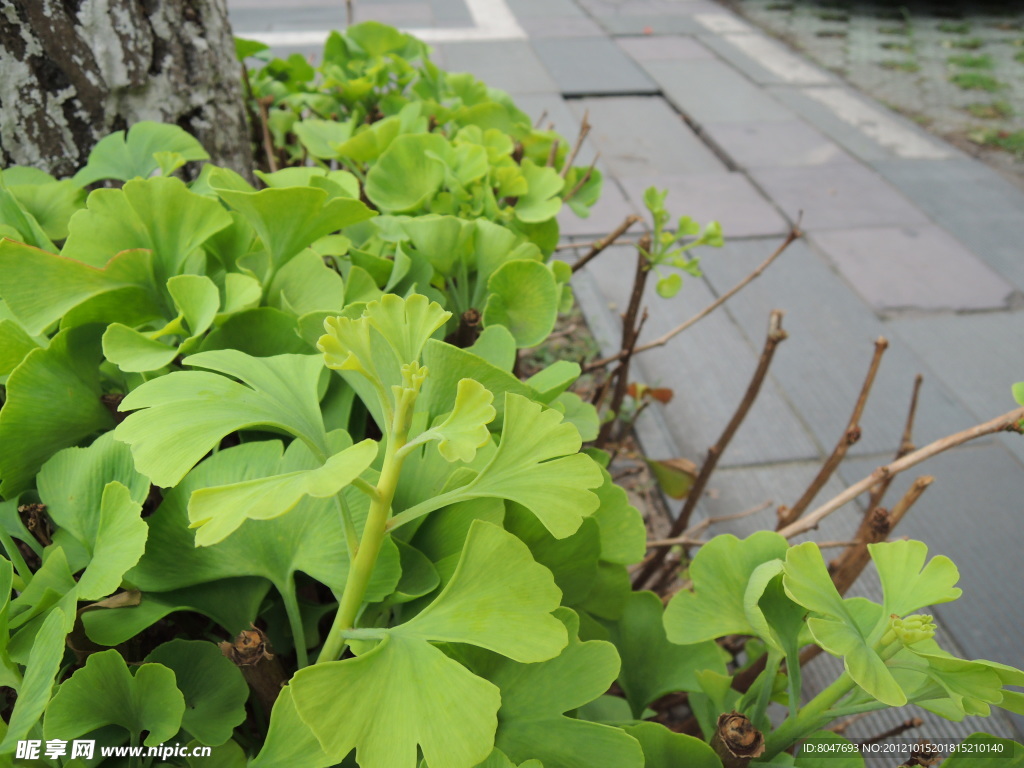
[519,16,606,38]
[428,0,473,24]
[643,59,796,124]
[698,238,980,457]
[747,163,931,230]
[873,158,1024,293]
[618,172,790,238]
[568,96,727,176]
[574,246,822,467]
[809,225,1015,314]
[530,37,659,95]
[594,15,707,35]
[507,0,586,18]
[887,311,1024,466]
[694,29,833,86]
[700,120,854,169]
[615,34,715,61]
[436,41,559,94]
[354,3,435,25]
[840,443,1024,675]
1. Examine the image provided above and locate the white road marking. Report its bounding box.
[236,0,525,46]
[693,13,755,35]
[720,32,830,85]
[803,87,952,159]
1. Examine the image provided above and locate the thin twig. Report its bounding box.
[682,499,773,540]
[633,311,788,589]
[868,374,923,510]
[828,712,872,735]
[560,110,591,177]
[257,97,279,173]
[533,109,548,129]
[546,139,560,168]
[585,225,800,371]
[571,215,642,274]
[828,476,933,597]
[562,155,598,204]
[779,407,1024,539]
[776,338,888,530]
[556,237,639,252]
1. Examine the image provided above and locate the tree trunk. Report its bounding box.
[0,0,251,177]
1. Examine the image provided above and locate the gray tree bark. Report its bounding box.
[0,0,252,178]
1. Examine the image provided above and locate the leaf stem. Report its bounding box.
[0,527,32,585]
[764,672,856,758]
[318,386,415,663]
[281,576,309,668]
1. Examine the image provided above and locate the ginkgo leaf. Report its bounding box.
[483,261,559,348]
[622,723,722,768]
[115,350,328,487]
[72,121,209,186]
[663,531,788,645]
[75,482,148,600]
[471,609,645,768]
[249,687,334,768]
[167,274,220,337]
[394,521,566,662]
[101,323,178,372]
[392,394,603,538]
[187,438,378,546]
[44,649,185,747]
[869,540,962,620]
[291,634,500,768]
[408,379,496,463]
[514,161,564,223]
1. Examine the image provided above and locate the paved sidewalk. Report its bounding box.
[233,0,1024,744]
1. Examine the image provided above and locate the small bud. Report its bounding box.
[891,614,936,646]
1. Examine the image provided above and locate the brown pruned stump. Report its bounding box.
[897,741,941,766]
[220,625,287,715]
[449,307,482,349]
[711,711,765,768]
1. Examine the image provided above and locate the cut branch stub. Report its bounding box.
[711,711,765,768]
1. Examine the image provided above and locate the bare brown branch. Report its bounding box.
[585,225,800,371]
[570,215,642,273]
[776,337,888,530]
[779,407,1024,539]
[560,109,591,177]
[868,374,923,510]
[633,311,788,589]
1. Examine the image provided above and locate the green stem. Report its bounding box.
[763,672,856,758]
[0,527,32,585]
[751,651,782,728]
[317,387,414,663]
[129,731,141,768]
[146,315,186,341]
[281,577,309,669]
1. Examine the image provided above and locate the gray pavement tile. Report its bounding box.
[575,246,822,467]
[230,7,350,31]
[701,120,853,170]
[531,37,658,95]
[747,163,931,230]
[595,15,706,35]
[506,0,586,18]
[618,172,790,238]
[695,31,833,86]
[557,177,640,237]
[520,16,606,38]
[436,41,559,94]
[567,96,726,176]
[506,93,581,138]
[615,34,715,61]
[886,311,1024,465]
[354,2,434,25]
[810,225,1015,313]
[873,159,1024,294]
[429,0,473,24]
[698,238,979,457]
[840,444,1024,674]
[585,0,722,16]
[643,59,796,124]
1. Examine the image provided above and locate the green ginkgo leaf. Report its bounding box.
[74,482,148,600]
[0,326,112,497]
[292,634,501,768]
[588,466,646,565]
[407,379,496,463]
[482,260,559,348]
[605,591,728,718]
[72,121,210,186]
[622,723,722,768]
[663,531,788,645]
[0,315,40,377]
[514,161,564,223]
[472,609,644,768]
[44,649,185,747]
[365,133,448,213]
[101,323,178,372]
[167,273,220,338]
[250,687,334,768]
[0,240,158,336]
[187,438,378,546]
[114,350,329,487]
[144,640,249,746]
[210,169,376,269]
[62,177,232,279]
[394,520,566,662]
[869,540,962,619]
[0,606,66,754]
[392,394,602,538]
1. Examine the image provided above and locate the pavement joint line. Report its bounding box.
[236,0,525,45]
[694,12,756,35]
[799,86,953,160]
